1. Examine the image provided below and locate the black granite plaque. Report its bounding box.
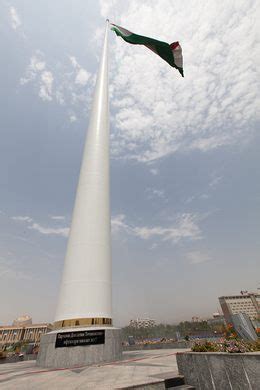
[55,329,105,348]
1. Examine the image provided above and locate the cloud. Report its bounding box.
[209,174,223,189]
[20,53,92,115]
[20,55,46,85]
[0,256,29,280]
[69,114,77,122]
[20,53,54,101]
[70,56,91,86]
[99,0,112,18]
[9,7,21,30]
[184,171,223,204]
[199,193,209,200]
[150,168,159,176]
[134,214,202,243]
[75,69,90,86]
[38,71,54,101]
[106,0,259,162]
[111,214,130,235]
[111,213,202,244]
[24,212,201,243]
[29,57,46,72]
[187,251,211,265]
[69,56,79,68]
[56,91,65,105]
[12,214,68,237]
[12,216,33,223]
[146,187,166,200]
[184,195,196,204]
[50,215,65,220]
[28,223,69,237]
[149,243,158,250]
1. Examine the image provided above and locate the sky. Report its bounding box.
[0,0,259,326]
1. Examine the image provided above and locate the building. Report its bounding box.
[219,292,260,324]
[13,315,32,327]
[207,312,225,327]
[0,323,52,346]
[129,318,156,328]
[192,316,202,323]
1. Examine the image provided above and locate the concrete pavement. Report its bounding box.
[0,349,189,389]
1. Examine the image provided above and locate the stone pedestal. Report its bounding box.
[36,327,122,368]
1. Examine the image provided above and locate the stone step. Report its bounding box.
[151,372,185,388]
[168,386,195,390]
[165,376,185,388]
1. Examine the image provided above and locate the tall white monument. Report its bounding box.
[37,21,122,368]
[54,19,112,330]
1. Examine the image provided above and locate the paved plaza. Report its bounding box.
[0,349,188,389]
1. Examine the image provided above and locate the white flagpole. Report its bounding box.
[54,20,112,328]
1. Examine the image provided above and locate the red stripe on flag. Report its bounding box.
[170,41,180,50]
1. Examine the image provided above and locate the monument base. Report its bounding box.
[36,327,122,368]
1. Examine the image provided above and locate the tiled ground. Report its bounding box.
[0,349,188,389]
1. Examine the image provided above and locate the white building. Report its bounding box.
[0,323,52,346]
[219,292,260,323]
[129,318,156,328]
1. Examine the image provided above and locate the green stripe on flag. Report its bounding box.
[111,24,184,77]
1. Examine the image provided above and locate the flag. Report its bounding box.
[111,23,184,77]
